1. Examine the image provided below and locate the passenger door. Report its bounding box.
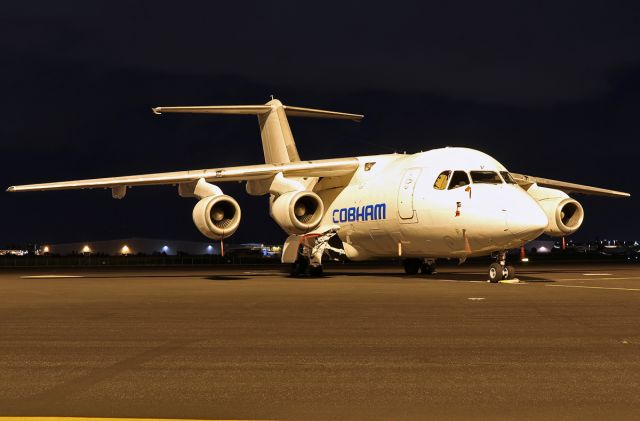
[397,168,421,223]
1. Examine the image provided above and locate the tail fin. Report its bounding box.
[152,98,363,164]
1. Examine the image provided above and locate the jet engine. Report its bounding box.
[270,190,324,234]
[538,197,584,237]
[192,194,241,240]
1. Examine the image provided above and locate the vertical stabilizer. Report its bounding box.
[258,99,300,163]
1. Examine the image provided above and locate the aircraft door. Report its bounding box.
[398,168,421,222]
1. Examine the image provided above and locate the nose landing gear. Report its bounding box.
[488,251,515,283]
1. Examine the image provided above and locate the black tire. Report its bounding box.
[421,262,435,275]
[308,265,324,277]
[291,257,309,277]
[505,265,516,280]
[488,263,503,283]
[403,258,421,275]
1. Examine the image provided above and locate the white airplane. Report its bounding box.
[7,99,630,281]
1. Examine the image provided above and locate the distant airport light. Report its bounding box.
[521,257,529,262]
[82,245,91,254]
[162,245,169,252]
[43,246,50,253]
[121,245,131,255]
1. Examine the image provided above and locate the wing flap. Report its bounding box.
[7,158,360,193]
[511,173,630,198]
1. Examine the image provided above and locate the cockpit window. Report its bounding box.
[500,171,517,184]
[448,171,470,189]
[433,171,451,190]
[470,171,503,184]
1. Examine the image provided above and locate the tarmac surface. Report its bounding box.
[0,262,639,420]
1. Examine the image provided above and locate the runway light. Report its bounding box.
[207,245,213,253]
[121,245,130,255]
[43,246,50,253]
[521,257,529,262]
[82,245,91,254]
[162,245,169,252]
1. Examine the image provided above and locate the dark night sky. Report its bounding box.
[1,1,638,245]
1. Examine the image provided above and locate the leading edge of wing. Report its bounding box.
[6,158,360,192]
[511,173,631,198]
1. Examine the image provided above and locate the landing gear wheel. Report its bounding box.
[488,263,504,283]
[421,262,436,275]
[291,257,309,277]
[308,265,324,277]
[403,258,421,275]
[504,265,516,280]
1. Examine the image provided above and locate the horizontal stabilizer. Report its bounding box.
[152,105,272,115]
[152,103,363,121]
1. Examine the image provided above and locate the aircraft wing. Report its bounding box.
[510,173,630,198]
[6,157,359,193]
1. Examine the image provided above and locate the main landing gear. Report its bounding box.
[403,258,436,275]
[290,231,345,277]
[488,250,515,283]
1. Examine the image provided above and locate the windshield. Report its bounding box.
[470,171,503,184]
[448,171,470,189]
[500,171,517,184]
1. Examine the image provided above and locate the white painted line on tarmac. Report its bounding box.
[546,284,640,292]
[556,276,640,281]
[583,273,613,276]
[499,278,521,284]
[20,275,84,279]
[467,297,485,301]
[432,279,485,283]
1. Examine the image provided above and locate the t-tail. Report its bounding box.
[152,98,363,164]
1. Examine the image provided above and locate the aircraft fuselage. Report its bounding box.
[317,147,547,260]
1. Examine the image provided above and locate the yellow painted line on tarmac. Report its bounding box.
[0,417,275,421]
[546,284,640,292]
[499,279,521,284]
[555,276,640,282]
[20,275,84,279]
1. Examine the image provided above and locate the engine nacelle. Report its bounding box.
[538,197,584,237]
[192,194,241,240]
[270,190,324,234]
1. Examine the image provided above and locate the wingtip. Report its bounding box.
[152,107,162,115]
[6,186,15,192]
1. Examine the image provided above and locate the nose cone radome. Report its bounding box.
[508,200,548,242]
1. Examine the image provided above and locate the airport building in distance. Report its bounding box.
[33,237,282,257]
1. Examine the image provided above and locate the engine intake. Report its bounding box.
[271,190,324,234]
[193,194,241,240]
[540,197,584,237]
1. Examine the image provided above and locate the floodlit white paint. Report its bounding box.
[6,98,630,265]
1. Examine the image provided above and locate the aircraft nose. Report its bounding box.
[507,199,548,242]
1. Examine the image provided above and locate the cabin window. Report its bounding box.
[500,171,517,184]
[433,171,451,190]
[448,171,470,189]
[470,171,503,184]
